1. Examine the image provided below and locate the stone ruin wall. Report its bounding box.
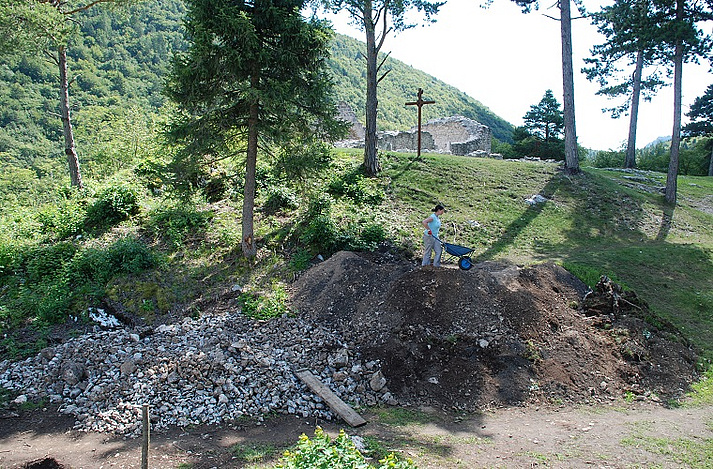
[377,129,436,152]
[337,101,365,140]
[336,102,492,157]
[375,115,492,156]
[420,116,492,155]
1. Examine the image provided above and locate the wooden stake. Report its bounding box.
[142,404,150,469]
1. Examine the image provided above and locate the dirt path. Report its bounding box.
[2,401,711,468]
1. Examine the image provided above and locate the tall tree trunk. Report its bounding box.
[708,145,713,176]
[625,50,644,169]
[363,0,380,176]
[242,75,259,258]
[58,45,83,189]
[560,0,579,175]
[665,0,684,205]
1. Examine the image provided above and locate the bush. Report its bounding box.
[146,207,214,249]
[275,427,416,469]
[590,150,625,168]
[36,199,86,240]
[68,237,158,288]
[238,285,290,320]
[300,214,340,254]
[264,185,299,213]
[85,186,140,229]
[25,242,77,283]
[358,223,387,250]
[328,167,385,205]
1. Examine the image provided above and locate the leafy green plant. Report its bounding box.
[275,427,416,469]
[146,206,214,249]
[300,214,340,254]
[36,199,87,240]
[238,284,290,320]
[264,185,299,213]
[328,166,385,205]
[289,248,313,272]
[85,185,140,229]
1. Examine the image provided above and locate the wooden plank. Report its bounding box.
[295,369,367,427]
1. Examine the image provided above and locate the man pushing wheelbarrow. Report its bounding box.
[421,204,475,270]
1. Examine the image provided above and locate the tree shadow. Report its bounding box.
[655,204,675,242]
[475,176,562,262]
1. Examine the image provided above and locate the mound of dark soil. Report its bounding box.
[290,251,699,410]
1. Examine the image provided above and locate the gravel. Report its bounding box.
[0,311,393,436]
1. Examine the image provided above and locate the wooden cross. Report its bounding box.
[405,88,435,157]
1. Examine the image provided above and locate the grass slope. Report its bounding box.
[371,151,713,360]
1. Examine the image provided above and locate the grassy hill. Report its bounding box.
[1,148,711,370]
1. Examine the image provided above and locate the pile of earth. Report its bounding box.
[289,250,699,411]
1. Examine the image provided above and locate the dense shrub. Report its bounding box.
[146,206,214,249]
[68,236,158,287]
[85,186,140,229]
[301,214,340,254]
[590,150,625,168]
[264,185,299,213]
[24,242,78,283]
[36,199,87,240]
[275,427,416,469]
[237,285,290,320]
[328,167,385,205]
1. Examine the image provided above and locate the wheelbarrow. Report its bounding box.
[433,237,474,270]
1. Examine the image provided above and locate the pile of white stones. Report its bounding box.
[0,312,394,436]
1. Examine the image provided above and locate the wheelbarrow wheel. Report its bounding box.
[458,256,472,271]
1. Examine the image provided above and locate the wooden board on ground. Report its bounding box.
[295,369,367,427]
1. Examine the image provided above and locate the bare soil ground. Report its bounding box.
[1,401,711,468]
[1,251,709,468]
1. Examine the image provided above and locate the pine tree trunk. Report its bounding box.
[708,145,713,176]
[59,45,83,189]
[242,76,259,258]
[560,0,579,175]
[665,0,684,205]
[625,50,644,169]
[363,1,380,176]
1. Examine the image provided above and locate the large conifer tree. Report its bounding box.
[583,0,666,167]
[166,0,346,257]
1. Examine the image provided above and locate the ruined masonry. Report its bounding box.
[336,102,492,156]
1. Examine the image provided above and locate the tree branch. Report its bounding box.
[64,0,115,16]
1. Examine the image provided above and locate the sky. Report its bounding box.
[318,0,712,151]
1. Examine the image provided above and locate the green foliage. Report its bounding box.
[511,126,565,161]
[146,206,214,249]
[637,141,671,172]
[36,198,87,240]
[523,89,564,142]
[275,427,417,469]
[301,214,341,254]
[328,165,385,205]
[264,186,299,214]
[289,248,313,272]
[85,186,140,229]
[590,149,626,168]
[238,284,290,320]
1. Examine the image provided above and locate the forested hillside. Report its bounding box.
[328,34,514,141]
[0,0,513,176]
